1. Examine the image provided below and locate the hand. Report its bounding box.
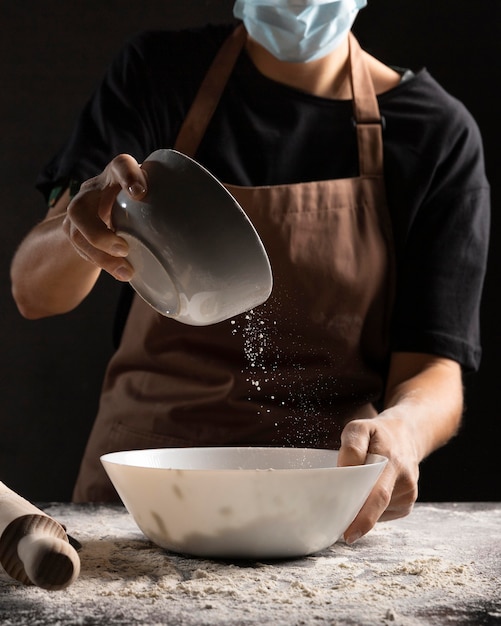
[337,353,462,544]
[62,153,148,281]
[337,411,420,544]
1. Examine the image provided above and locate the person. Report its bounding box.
[10,0,490,545]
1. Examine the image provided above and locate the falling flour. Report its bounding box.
[229,303,343,446]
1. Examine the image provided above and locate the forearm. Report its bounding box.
[12,157,148,320]
[382,353,464,462]
[11,211,100,319]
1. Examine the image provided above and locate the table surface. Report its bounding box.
[0,502,500,626]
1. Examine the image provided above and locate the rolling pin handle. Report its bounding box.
[0,483,81,589]
[17,532,81,591]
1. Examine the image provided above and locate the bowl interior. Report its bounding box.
[112,150,273,325]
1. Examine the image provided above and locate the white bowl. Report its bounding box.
[101,447,387,559]
[112,149,272,325]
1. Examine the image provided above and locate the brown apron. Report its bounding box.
[73,27,395,502]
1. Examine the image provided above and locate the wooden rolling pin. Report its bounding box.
[0,481,80,590]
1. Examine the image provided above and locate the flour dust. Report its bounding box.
[229,301,338,446]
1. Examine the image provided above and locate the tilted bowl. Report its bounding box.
[101,447,387,559]
[112,149,272,325]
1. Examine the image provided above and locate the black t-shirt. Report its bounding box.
[37,24,490,372]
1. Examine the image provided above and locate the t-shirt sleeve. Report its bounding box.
[390,96,490,372]
[35,26,230,204]
[35,34,175,202]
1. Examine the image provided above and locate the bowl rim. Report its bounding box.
[100,446,388,472]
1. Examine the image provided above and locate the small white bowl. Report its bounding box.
[101,447,387,559]
[112,149,272,325]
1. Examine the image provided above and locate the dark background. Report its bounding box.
[1,0,499,502]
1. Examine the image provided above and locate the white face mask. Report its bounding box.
[233,0,367,63]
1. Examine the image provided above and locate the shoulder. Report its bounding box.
[102,24,238,107]
[381,70,483,147]
[97,23,238,119]
[380,70,488,199]
[115,23,236,72]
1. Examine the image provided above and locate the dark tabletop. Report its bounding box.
[0,502,500,625]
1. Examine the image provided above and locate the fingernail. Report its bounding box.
[345,531,362,545]
[115,266,133,281]
[128,182,146,197]
[111,243,128,257]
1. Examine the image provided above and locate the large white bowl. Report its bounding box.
[112,149,272,325]
[101,447,387,559]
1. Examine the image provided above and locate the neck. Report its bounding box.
[244,34,352,100]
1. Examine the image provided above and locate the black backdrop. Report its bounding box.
[1,0,499,502]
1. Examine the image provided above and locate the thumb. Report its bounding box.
[337,420,372,467]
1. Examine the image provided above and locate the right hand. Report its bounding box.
[63,153,148,282]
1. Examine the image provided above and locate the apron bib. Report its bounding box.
[73,27,395,502]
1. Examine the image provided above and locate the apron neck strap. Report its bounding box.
[174,24,247,156]
[175,25,384,177]
[348,33,384,176]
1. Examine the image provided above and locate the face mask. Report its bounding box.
[233,0,367,63]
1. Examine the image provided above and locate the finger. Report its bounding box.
[343,459,419,542]
[378,475,418,522]
[65,195,127,255]
[343,465,394,544]
[63,214,134,282]
[77,156,146,227]
[379,501,415,522]
[106,153,148,200]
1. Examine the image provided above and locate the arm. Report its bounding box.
[338,351,463,544]
[10,154,147,319]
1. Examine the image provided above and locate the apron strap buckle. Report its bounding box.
[352,116,386,132]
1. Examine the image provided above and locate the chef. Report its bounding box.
[10,0,490,545]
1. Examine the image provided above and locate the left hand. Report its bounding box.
[338,411,420,544]
[337,352,463,544]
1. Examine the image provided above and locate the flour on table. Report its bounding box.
[1,504,499,626]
